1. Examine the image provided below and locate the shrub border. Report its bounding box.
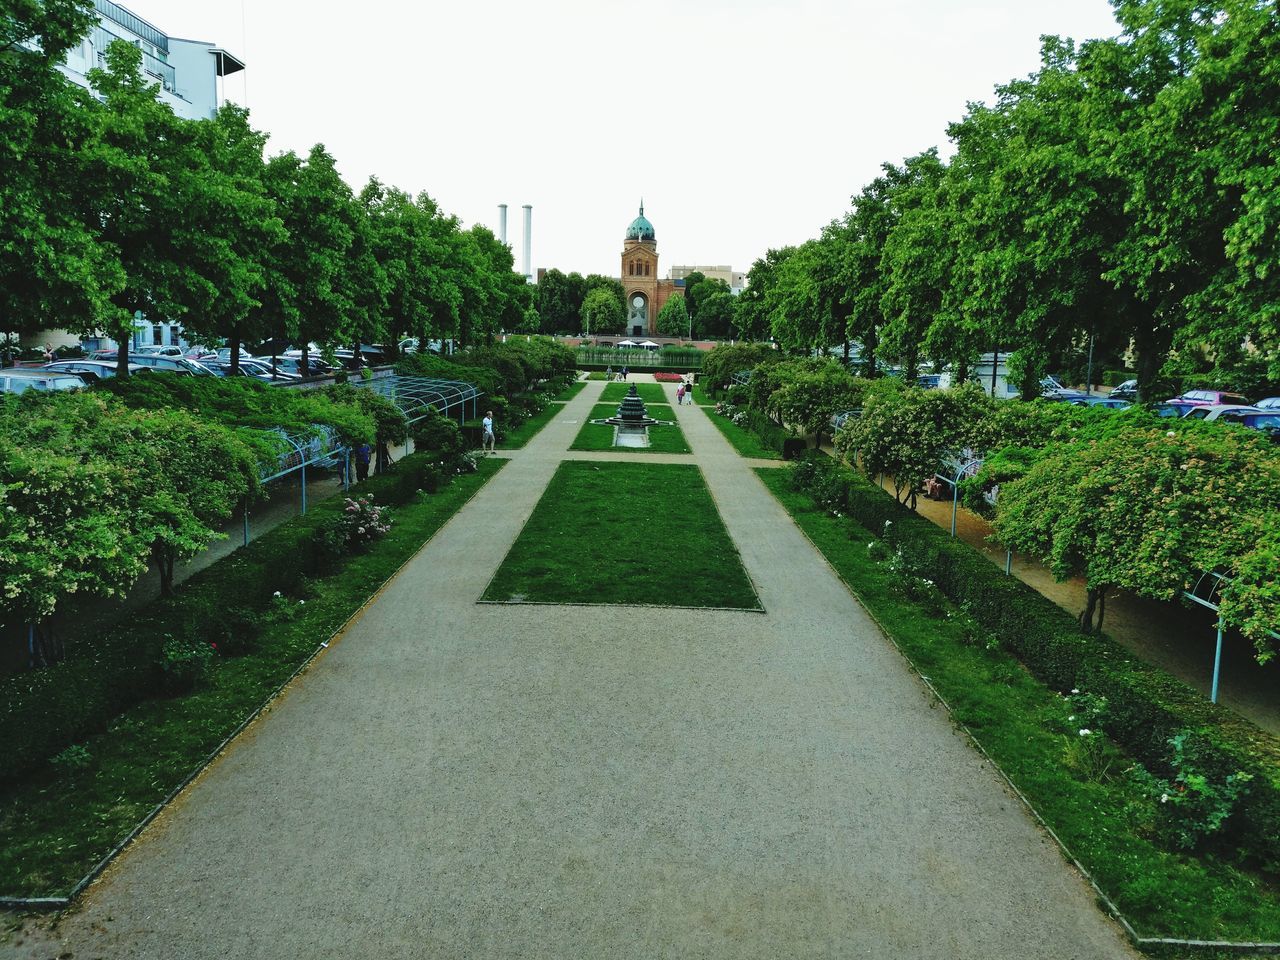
[0,459,505,911]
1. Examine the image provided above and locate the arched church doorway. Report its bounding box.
[627,292,648,336]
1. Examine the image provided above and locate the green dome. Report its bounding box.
[625,202,655,241]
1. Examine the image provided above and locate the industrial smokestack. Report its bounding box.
[498,204,508,246]
[522,204,532,280]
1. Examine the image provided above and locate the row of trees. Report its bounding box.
[736,0,1279,399]
[534,268,737,339]
[4,3,532,376]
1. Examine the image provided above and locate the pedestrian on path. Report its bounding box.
[676,383,686,405]
[605,365,612,381]
[621,366,628,381]
[355,443,371,482]
[482,410,495,452]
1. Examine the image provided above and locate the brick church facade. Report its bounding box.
[620,203,680,337]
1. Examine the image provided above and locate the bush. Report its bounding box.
[159,635,215,695]
[788,453,1280,872]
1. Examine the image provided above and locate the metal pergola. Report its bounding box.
[353,375,481,425]
[240,425,350,545]
[731,370,753,387]
[934,450,1015,576]
[1184,570,1280,704]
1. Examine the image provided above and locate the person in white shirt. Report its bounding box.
[482,410,495,452]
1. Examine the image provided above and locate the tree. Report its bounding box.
[733,248,792,341]
[580,287,624,336]
[686,276,734,339]
[0,0,118,339]
[535,268,588,334]
[656,294,689,338]
[83,42,197,376]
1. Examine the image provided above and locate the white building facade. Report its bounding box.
[58,0,245,121]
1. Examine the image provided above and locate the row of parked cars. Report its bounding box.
[0,345,351,394]
[1103,381,1280,439]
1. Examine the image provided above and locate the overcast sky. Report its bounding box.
[124,0,1121,280]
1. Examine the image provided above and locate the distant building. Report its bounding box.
[669,265,746,295]
[58,0,245,121]
[620,203,682,337]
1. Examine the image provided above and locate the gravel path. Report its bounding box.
[5,376,1137,960]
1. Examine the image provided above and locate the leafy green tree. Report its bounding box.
[535,268,588,334]
[686,277,734,339]
[656,294,689,338]
[580,286,624,336]
[0,0,118,338]
[83,42,197,375]
[733,248,792,341]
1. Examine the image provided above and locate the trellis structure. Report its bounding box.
[934,450,1014,576]
[1185,571,1280,703]
[353,374,481,425]
[240,425,350,545]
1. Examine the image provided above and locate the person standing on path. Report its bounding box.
[676,383,685,405]
[354,442,371,482]
[605,365,612,381]
[621,366,628,381]
[482,410,495,452]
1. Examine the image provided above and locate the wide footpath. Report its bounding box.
[9,377,1137,959]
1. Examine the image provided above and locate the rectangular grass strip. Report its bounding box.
[599,382,668,404]
[756,467,1280,943]
[705,409,783,460]
[569,403,691,453]
[483,461,760,609]
[0,459,505,899]
[501,402,566,448]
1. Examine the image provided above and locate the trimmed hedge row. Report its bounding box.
[0,448,465,785]
[791,454,1280,873]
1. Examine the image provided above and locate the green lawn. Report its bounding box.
[688,382,714,406]
[706,409,782,460]
[599,382,668,404]
[502,402,565,448]
[757,467,1280,945]
[0,459,505,898]
[483,461,759,609]
[569,403,691,453]
[552,381,587,401]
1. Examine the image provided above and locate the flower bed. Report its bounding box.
[653,372,688,382]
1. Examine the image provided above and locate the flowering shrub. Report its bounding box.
[653,372,686,382]
[160,635,215,695]
[1130,731,1254,850]
[340,496,391,549]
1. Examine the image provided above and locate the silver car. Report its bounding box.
[0,368,84,394]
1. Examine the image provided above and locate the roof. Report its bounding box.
[625,202,655,242]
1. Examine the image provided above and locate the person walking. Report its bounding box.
[605,365,613,382]
[621,366,629,381]
[676,383,685,405]
[482,410,495,452]
[354,442,371,482]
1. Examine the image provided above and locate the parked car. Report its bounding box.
[266,354,337,377]
[207,359,297,383]
[215,346,256,363]
[1150,400,1200,418]
[1223,411,1280,441]
[135,344,184,358]
[1180,403,1262,422]
[1167,389,1252,407]
[127,355,213,375]
[1039,376,1089,402]
[1070,396,1131,409]
[0,368,85,394]
[1254,397,1280,410]
[1109,379,1138,402]
[42,360,149,383]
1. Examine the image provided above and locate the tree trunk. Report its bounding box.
[229,333,242,376]
[154,543,175,597]
[1096,590,1107,634]
[842,338,850,364]
[300,343,310,379]
[116,336,131,378]
[1080,586,1102,633]
[955,357,969,383]
[864,329,878,379]
[1134,324,1169,403]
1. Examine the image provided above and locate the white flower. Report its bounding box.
[1160,794,1169,804]
[298,600,305,605]
[1078,728,1091,737]
[1068,715,1075,721]
[1071,688,1079,694]
[1167,430,1176,437]
[273,591,282,598]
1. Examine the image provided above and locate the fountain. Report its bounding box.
[591,384,671,447]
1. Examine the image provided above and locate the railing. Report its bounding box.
[93,25,176,92]
[94,0,168,54]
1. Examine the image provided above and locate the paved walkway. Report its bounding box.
[6,376,1137,959]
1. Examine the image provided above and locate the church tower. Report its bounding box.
[620,202,667,337]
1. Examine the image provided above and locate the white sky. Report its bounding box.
[124,0,1121,280]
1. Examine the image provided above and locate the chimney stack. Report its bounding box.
[498,204,508,246]
[522,204,532,280]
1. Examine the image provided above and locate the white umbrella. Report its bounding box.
[615,339,638,347]
[637,340,659,348]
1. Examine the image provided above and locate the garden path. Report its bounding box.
[9,375,1136,960]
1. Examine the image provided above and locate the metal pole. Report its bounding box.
[343,451,350,491]
[1211,618,1225,704]
[1005,550,1012,575]
[951,484,959,537]
[1085,332,1095,397]
[301,464,308,515]
[243,500,250,546]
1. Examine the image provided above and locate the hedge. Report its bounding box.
[790,454,1280,874]
[0,447,466,786]
[1103,369,1136,387]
